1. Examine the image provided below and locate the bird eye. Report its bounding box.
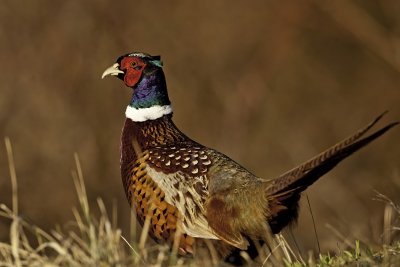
[131,61,137,67]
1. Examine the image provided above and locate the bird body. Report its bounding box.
[120,114,268,255]
[102,52,398,260]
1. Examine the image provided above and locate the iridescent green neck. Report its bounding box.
[129,69,170,109]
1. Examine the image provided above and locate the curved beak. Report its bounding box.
[101,63,124,79]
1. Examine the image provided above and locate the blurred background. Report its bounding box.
[0,0,399,255]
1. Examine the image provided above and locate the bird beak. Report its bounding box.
[101,63,124,79]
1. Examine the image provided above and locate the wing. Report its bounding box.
[146,143,218,240]
[146,142,258,250]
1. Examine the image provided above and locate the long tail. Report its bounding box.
[265,112,398,233]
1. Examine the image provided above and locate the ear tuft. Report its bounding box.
[150,59,163,67]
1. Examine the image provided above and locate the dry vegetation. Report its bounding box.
[1,139,400,266]
[1,0,400,266]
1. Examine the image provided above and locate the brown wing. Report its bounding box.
[265,112,398,233]
[146,143,255,250]
[126,134,257,251]
[143,144,227,240]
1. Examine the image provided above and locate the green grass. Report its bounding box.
[1,138,399,266]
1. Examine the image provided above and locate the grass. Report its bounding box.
[0,138,399,266]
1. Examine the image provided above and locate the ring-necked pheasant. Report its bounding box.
[102,52,398,262]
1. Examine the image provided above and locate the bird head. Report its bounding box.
[102,52,163,88]
[102,52,171,118]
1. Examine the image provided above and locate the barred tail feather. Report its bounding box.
[265,112,398,233]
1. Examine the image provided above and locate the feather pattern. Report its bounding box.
[146,144,217,239]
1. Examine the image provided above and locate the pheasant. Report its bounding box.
[102,52,398,262]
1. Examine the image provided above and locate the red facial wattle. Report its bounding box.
[120,57,147,87]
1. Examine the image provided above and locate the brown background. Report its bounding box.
[0,0,399,254]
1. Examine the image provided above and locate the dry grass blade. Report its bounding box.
[120,235,140,259]
[203,239,219,265]
[262,242,282,267]
[4,138,18,215]
[138,208,152,257]
[384,204,394,246]
[4,138,21,267]
[10,218,21,267]
[171,217,183,257]
[306,194,321,255]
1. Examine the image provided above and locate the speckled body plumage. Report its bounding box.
[120,115,270,255]
[102,52,398,263]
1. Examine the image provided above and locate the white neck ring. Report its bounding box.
[125,105,173,122]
